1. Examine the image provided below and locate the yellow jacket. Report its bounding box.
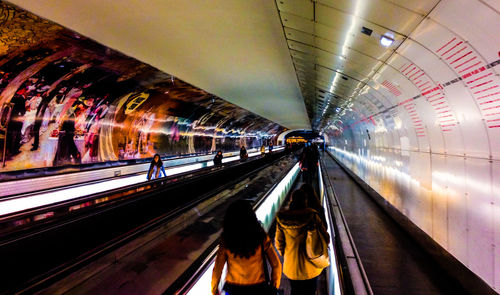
[275,208,329,280]
[211,235,281,294]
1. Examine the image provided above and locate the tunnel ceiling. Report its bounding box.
[10,0,500,139]
[8,0,311,130]
[275,0,443,129]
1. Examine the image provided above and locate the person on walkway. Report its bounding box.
[300,183,327,227]
[147,153,165,180]
[299,144,320,184]
[268,142,273,154]
[213,150,223,166]
[260,144,266,156]
[212,200,282,295]
[240,146,248,162]
[276,190,330,295]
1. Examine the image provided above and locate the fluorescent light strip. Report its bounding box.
[319,164,341,295]
[186,162,299,295]
[0,147,283,216]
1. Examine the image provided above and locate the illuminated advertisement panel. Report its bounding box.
[0,2,283,175]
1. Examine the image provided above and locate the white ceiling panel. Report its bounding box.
[10,0,310,129]
[280,11,314,34]
[316,0,425,36]
[276,0,314,19]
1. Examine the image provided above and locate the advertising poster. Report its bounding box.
[0,2,283,176]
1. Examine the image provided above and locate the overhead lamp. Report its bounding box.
[380,34,394,47]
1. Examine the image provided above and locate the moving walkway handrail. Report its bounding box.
[320,157,374,295]
[167,157,300,294]
[0,152,282,239]
[4,152,288,295]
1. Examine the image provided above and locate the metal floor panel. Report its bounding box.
[322,155,467,295]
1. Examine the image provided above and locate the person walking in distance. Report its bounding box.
[240,146,248,162]
[147,154,165,180]
[213,150,223,166]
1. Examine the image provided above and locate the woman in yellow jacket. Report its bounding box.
[275,189,329,295]
[212,200,282,295]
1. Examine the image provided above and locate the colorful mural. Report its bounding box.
[0,1,283,174]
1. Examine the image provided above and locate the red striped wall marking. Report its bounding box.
[402,64,412,73]
[458,62,482,73]
[447,47,468,61]
[461,66,487,79]
[473,85,499,94]
[419,81,430,88]
[415,80,423,85]
[442,129,452,132]
[437,37,456,52]
[422,87,440,95]
[409,69,422,79]
[484,112,500,116]
[406,67,417,75]
[435,106,449,110]
[430,97,444,103]
[398,98,413,105]
[470,80,493,89]
[441,41,463,56]
[427,92,442,98]
[449,50,471,64]
[432,101,445,106]
[487,118,500,122]
[441,124,456,127]
[477,91,500,99]
[399,63,407,71]
[479,98,500,105]
[440,119,456,123]
[455,56,476,69]
[488,125,500,128]
[439,114,453,118]
[437,110,451,114]
[466,73,493,84]
[421,86,431,91]
[483,104,500,111]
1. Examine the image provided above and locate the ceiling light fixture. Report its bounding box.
[380,34,394,47]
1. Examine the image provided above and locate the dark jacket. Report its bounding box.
[214,153,223,166]
[240,147,248,160]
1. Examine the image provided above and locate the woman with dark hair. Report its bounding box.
[147,154,165,180]
[212,200,281,295]
[213,150,223,166]
[300,183,327,226]
[276,190,330,295]
[239,146,248,162]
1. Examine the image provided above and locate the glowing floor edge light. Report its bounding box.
[319,164,342,295]
[0,147,284,216]
[185,162,300,295]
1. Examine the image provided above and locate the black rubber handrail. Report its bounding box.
[1,152,286,295]
[0,152,271,239]
[13,153,288,295]
[320,154,373,295]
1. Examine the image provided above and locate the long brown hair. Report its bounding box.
[222,200,266,258]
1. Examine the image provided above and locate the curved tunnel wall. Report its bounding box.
[0,2,283,178]
[325,0,500,290]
